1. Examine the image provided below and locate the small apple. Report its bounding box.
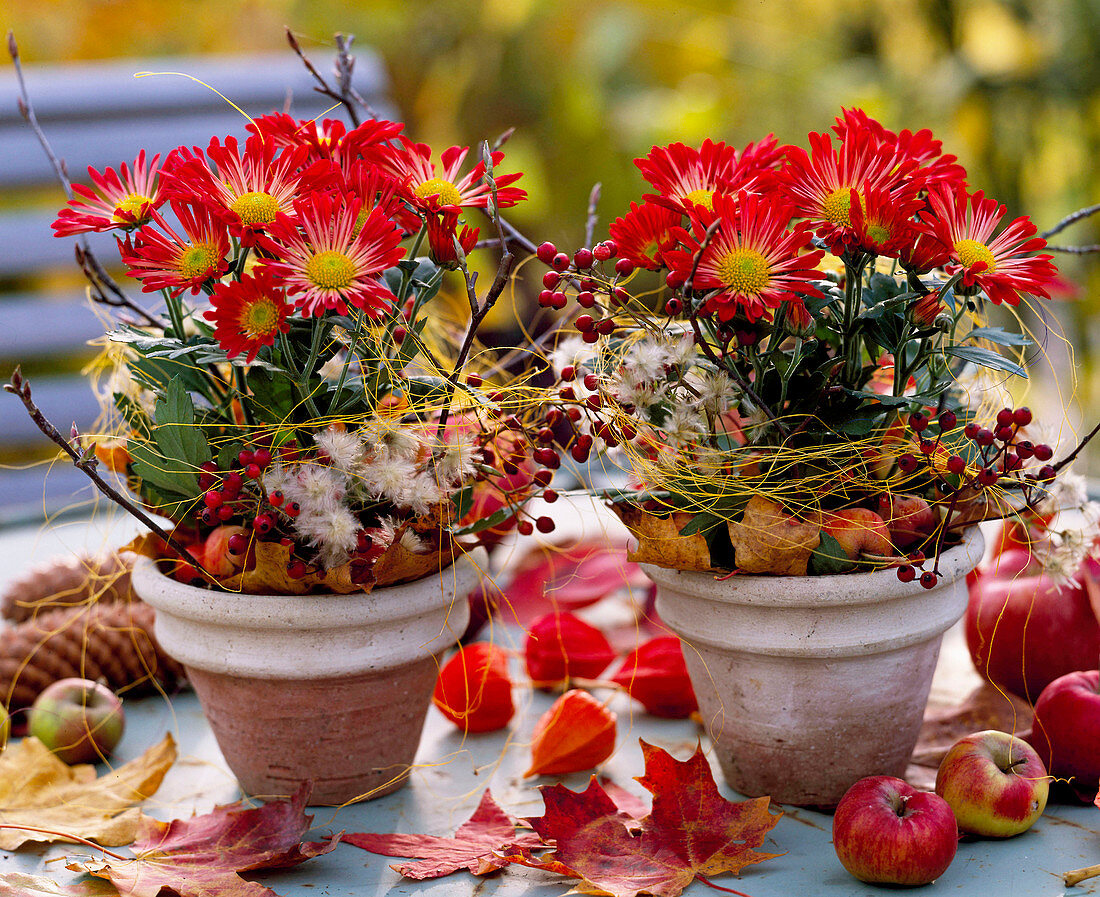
[934,730,1048,837]
[821,508,894,561]
[1030,670,1100,791]
[876,493,936,548]
[832,776,958,886]
[28,678,125,764]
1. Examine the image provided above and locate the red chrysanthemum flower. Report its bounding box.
[635,137,782,215]
[609,201,681,270]
[370,138,525,215]
[426,210,479,269]
[259,191,405,317]
[925,187,1057,306]
[204,270,294,362]
[898,227,951,274]
[664,191,825,323]
[246,114,403,165]
[162,135,309,244]
[832,108,968,191]
[52,151,164,237]
[849,185,923,258]
[777,125,924,255]
[119,201,229,297]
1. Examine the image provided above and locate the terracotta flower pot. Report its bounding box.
[643,527,984,809]
[132,549,482,804]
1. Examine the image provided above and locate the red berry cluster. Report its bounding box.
[534,239,627,343]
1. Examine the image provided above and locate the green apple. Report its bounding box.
[27,678,125,764]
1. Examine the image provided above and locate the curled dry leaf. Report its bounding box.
[70,783,340,897]
[432,643,514,733]
[525,611,615,688]
[612,506,716,573]
[0,734,176,850]
[611,636,698,719]
[0,873,116,897]
[728,496,821,576]
[343,788,544,879]
[525,689,616,777]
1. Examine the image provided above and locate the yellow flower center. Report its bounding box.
[112,193,154,224]
[177,242,221,279]
[241,298,281,338]
[866,223,891,246]
[714,248,770,294]
[305,250,356,290]
[953,239,997,273]
[683,188,714,211]
[822,187,863,227]
[414,177,462,206]
[231,191,280,226]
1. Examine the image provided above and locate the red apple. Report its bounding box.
[201,524,249,577]
[27,678,125,764]
[821,508,894,561]
[876,493,936,549]
[832,776,958,886]
[1030,670,1100,790]
[934,730,1048,837]
[966,551,1100,699]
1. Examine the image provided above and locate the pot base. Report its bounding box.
[186,657,439,805]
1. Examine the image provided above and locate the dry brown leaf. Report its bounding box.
[611,505,715,572]
[0,872,117,897]
[728,496,821,576]
[0,734,176,850]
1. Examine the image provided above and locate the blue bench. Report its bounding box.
[0,49,393,524]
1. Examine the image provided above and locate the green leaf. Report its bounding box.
[127,441,195,499]
[809,530,853,574]
[452,484,475,520]
[966,326,1031,347]
[944,345,1027,378]
[247,368,299,425]
[678,513,723,536]
[452,505,514,536]
[153,380,211,479]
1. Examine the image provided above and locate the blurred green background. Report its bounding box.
[7,0,1100,464]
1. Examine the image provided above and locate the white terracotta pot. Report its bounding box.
[643,527,984,809]
[132,549,481,804]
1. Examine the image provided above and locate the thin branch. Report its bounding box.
[8,31,73,200]
[1041,203,1100,240]
[4,368,210,577]
[584,182,602,249]
[1051,418,1100,474]
[286,28,376,127]
[1046,243,1100,255]
[1064,862,1100,887]
[75,244,163,328]
[491,127,515,152]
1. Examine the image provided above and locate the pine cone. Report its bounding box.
[1,552,132,622]
[0,601,187,717]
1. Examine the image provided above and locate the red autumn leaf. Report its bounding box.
[525,611,616,686]
[611,636,698,718]
[432,642,514,733]
[343,788,544,879]
[525,689,617,777]
[509,740,783,897]
[501,539,647,624]
[69,784,341,897]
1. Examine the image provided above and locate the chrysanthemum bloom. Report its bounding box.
[119,201,229,296]
[162,135,309,244]
[369,138,525,215]
[636,136,782,215]
[52,151,163,236]
[898,227,952,274]
[664,191,825,323]
[831,108,968,191]
[246,113,403,164]
[778,124,924,256]
[426,209,478,268]
[299,159,412,234]
[204,270,293,362]
[848,185,922,258]
[609,201,681,270]
[259,191,405,317]
[926,187,1057,306]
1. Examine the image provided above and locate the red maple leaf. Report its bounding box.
[507,740,783,897]
[343,789,544,879]
[69,784,341,897]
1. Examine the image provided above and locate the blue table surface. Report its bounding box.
[0,507,1097,897]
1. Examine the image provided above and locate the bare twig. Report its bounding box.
[1046,243,1100,255]
[584,182,602,249]
[1051,418,1100,474]
[75,244,163,328]
[1041,203,1100,240]
[491,127,515,152]
[1064,862,1100,887]
[286,28,376,127]
[8,31,73,200]
[4,368,210,576]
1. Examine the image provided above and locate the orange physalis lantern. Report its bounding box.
[432,642,514,733]
[524,689,616,777]
[611,636,698,718]
[524,611,615,688]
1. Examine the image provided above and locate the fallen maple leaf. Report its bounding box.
[70,783,341,897]
[509,740,783,897]
[343,788,544,879]
[0,873,116,897]
[0,734,176,850]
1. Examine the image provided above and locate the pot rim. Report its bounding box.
[641,524,983,607]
